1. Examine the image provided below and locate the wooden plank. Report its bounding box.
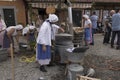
[77,75,101,80]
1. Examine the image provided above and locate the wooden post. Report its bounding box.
[10,43,15,80]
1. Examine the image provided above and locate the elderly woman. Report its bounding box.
[0,14,7,47]
[3,24,23,56]
[83,14,92,47]
[36,14,59,72]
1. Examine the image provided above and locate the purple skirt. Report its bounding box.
[3,31,14,48]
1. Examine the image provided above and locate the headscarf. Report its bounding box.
[48,14,58,22]
[29,25,35,30]
[15,25,23,30]
[83,14,89,19]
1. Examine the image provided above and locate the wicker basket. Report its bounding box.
[46,6,56,14]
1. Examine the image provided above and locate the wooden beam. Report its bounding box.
[24,0,92,3]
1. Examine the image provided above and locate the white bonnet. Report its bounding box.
[83,14,89,19]
[48,14,58,22]
[29,25,35,30]
[15,25,23,30]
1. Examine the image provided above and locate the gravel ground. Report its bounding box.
[83,34,120,80]
[0,34,120,80]
[0,55,66,80]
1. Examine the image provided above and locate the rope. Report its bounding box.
[19,55,36,63]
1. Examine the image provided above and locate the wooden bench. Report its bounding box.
[76,75,101,80]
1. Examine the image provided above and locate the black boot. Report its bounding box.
[116,46,120,50]
[40,65,47,72]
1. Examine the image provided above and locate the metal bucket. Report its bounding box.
[55,44,73,63]
[67,64,84,80]
[67,52,85,63]
[55,41,73,46]
[55,33,73,42]
[0,48,8,62]
[66,46,87,63]
[55,33,73,63]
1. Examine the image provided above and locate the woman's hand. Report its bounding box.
[60,28,65,33]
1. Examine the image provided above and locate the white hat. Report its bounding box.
[83,14,89,19]
[48,14,58,22]
[15,25,23,30]
[29,25,35,30]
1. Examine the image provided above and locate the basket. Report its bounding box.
[46,6,56,14]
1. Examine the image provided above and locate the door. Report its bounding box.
[3,8,16,27]
[72,9,82,27]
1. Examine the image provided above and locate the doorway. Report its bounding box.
[3,8,16,27]
[72,9,82,27]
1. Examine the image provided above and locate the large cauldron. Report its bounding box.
[55,33,73,63]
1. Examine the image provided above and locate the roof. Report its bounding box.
[23,0,120,8]
[24,0,120,3]
[94,0,120,3]
[24,0,93,3]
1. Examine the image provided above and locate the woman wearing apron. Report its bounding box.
[3,25,23,57]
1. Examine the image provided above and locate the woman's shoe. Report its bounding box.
[40,65,47,72]
[111,45,114,48]
[116,46,120,50]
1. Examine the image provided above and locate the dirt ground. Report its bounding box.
[0,34,120,80]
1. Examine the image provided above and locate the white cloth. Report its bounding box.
[6,26,18,36]
[0,19,6,46]
[83,14,89,19]
[22,27,29,35]
[0,19,6,30]
[37,14,59,46]
[48,14,58,22]
[29,25,35,30]
[38,59,50,65]
[22,25,36,35]
[15,25,23,30]
[84,19,92,28]
[51,24,60,40]
[6,25,23,36]
[36,21,52,46]
[66,47,75,53]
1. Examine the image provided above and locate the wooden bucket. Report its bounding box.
[46,6,56,14]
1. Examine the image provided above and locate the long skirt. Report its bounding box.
[36,44,51,65]
[0,31,5,47]
[3,31,14,48]
[84,28,92,44]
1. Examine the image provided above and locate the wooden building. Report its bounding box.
[1,0,120,27]
[24,0,120,27]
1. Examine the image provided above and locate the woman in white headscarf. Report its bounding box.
[83,14,92,46]
[22,25,36,50]
[3,24,23,56]
[36,14,59,72]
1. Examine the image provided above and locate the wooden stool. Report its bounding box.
[76,75,101,80]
